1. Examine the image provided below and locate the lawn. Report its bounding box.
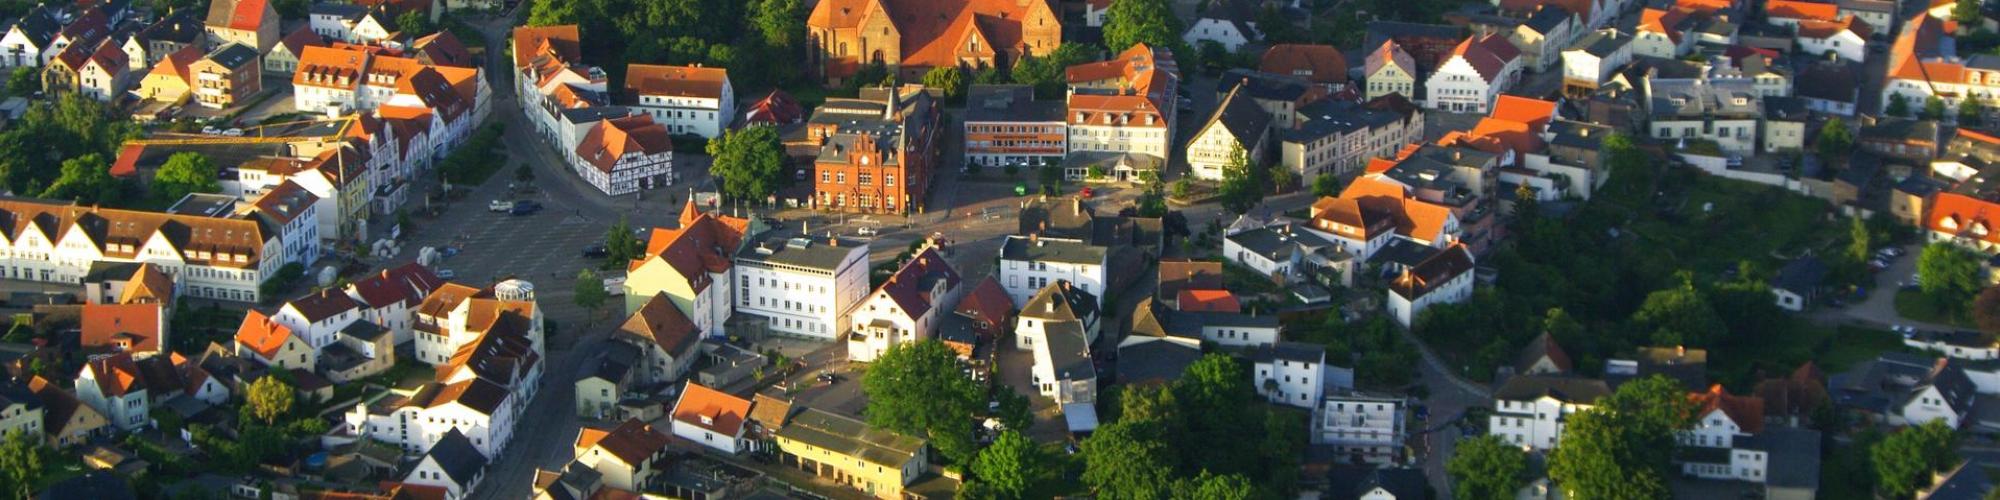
[1708,324,1901,390]
[1633,176,1844,279]
[1894,288,1978,328]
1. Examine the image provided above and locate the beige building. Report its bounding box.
[204,0,280,54]
[1365,40,1418,101]
[776,408,928,499]
[29,377,104,449]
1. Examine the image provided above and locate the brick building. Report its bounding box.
[809,85,940,214]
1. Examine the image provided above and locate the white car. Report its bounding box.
[489,199,515,212]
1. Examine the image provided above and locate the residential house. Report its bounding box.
[274,288,363,351]
[622,64,734,139]
[513,25,608,152]
[998,235,1106,307]
[1797,16,1870,63]
[1513,5,1579,73]
[1489,375,1610,450]
[1316,391,1406,464]
[735,233,869,340]
[1125,297,1282,348]
[1260,44,1349,91]
[1424,34,1523,113]
[1217,68,1327,130]
[1768,0,1841,28]
[74,353,148,431]
[1561,28,1632,96]
[78,303,165,358]
[204,0,280,53]
[0,382,41,442]
[1253,341,1328,409]
[804,0,1061,84]
[1859,118,1941,163]
[1772,256,1828,312]
[1838,0,1897,34]
[136,45,200,102]
[1224,220,1351,290]
[1279,94,1425,181]
[775,408,927,499]
[0,5,62,68]
[343,262,445,345]
[235,310,315,371]
[1883,14,1999,116]
[1018,281,1100,410]
[669,383,751,454]
[0,197,298,303]
[574,342,640,418]
[612,294,701,388]
[1797,61,1860,116]
[189,43,260,109]
[572,115,674,195]
[962,84,1069,170]
[1833,354,1977,427]
[1188,84,1274,181]
[1065,44,1180,160]
[573,419,671,492]
[1632,7,1698,59]
[1677,386,1820,488]
[1183,0,1260,52]
[808,86,941,214]
[71,40,130,102]
[1645,73,1763,153]
[263,28,324,76]
[1364,21,1466,74]
[953,276,1014,348]
[1387,243,1475,327]
[402,429,487,500]
[29,377,105,448]
[1928,192,2000,253]
[1365,39,1420,101]
[131,11,207,68]
[81,261,176,308]
[848,245,961,362]
[622,199,750,334]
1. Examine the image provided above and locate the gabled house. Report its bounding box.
[574,418,671,492]
[574,341,639,418]
[188,42,260,109]
[1387,243,1476,327]
[1365,39,1420,101]
[774,408,928,498]
[343,262,444,345]
[1516,332,1573,375]
[1797,16,1870,62]
[848,245,962,362]
[611,293,701,388]
[1767,0,1841,28]
[402,428,487,500]
[263,27,324,76]
[952,276,1015,349]
[29,376,105,449]
[205,0,280,53]
[1797,60,1861,116]
[1188,84,1274,181]
[1900,358,1979,428]
[0,5,63,68]
[622,64,734,139]
[1561,28,1632,96]
[75,353,148,431]
[234,309,315,371]
[1184,0,1261,52]
[1489,374,1611,450]
[804,0,1061,84]
[669,382,751,454]
[1512,5,1579,73]
[132,10,207,68]
[998,235,1107,307]
[274,288,363,351]
[78,303,165,358]
[137,45,201,102]
[1252,341,1327,408]
[1065,44,1180,160]
[1018,281,1100,409]
[571,114,674,196]
[1424,34,1522,113]
[1927,192,2000,254]
[1260,44,1348,91]
[1772,256,1828,312]
[1632,7,1697,59]
[621,198,750,334]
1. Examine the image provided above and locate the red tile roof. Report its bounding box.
[1449,34,1521,83]
[1488,95,1558,132]
[954,275,1014,333]
[1929,192,2000,246]
[1176,289,1241,313]
[1768,0,1839,21]
[625,64,728,99]
[575,419,670,466]
[672,382,751,436]
[347,262,443,308]
[85,352,142,397]
[234,309,297,360]
[619,293,698,356]
[808,0,1058,70]
[743,89,804,126]
[511,25,581,70]
[873,246,960,322]
[80,303,162,354]
[1259,44,1348,86]
[1797,16,1870,39]
[207,0,272,32]
[576,115,671,173]
[1689,384,1766,433]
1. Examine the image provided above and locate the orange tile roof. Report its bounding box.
[1489,95,1558,132]
[625,64,728,99]
[234,309,297,360]
[1768,0,1839,21]
[810,0,1058,70]
[1929,192,2000,246]
[86,352,142,397]
[1337,177,1457,244]
[1260,44,1348,86]
[1365,157,1398,174]
[1674,0,1734,13]
[1449,34,1521,82]
[1689,385,1766,433]
[576,115,672,173]
[632,199,749,284]
[577,419,670,466]
[1469,117,1544,156]
[511,25,581,70]
[119,262,174,306]
[1638,7,1691,43]
[1798,16,1870,39]
[1176,289,1241,313]
[673,382,751,436]
[80,303,162,353]
[147,45,202,85]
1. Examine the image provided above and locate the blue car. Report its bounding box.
[509,200,543,216]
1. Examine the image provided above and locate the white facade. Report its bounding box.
[1316,393,1406,465]
[351,393,517,457]
[1183,18,1256,53]
[1899,385,1967,428]
[273,297,361,350]
[1677,408,1769,482]
[0,204,289,303]
[0,26,47,68]
[1387,267,1473,327]
[670,415,746,454]
[734,241,869,340]
[1425,53,1522,113]
[1187,117,1264,181]
[1067,122,1172,160]
[1798,30,1866,63]
[1560,34,1633,90]
[630,81,735,139]
[75,362,148,431]
[1489,394,1594,451]
[1254,345,1326,409]
[997,236,1107,306]
[403,449,484,500]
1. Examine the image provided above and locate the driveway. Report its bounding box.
[1826,242,1963,332]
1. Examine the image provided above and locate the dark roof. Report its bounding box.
[9,5,61,48]
[585,341,640,382]
[1355,468,1427,500]
[1001,235,1106,266]
[1021,280,1099,323]
[964,84,1063,123]
[139,10,206,45]
[338,320,389,342]
[1203,84,1274,147]
[1860,118,1939,143]
[1925,462,1994,500]
[1044,320,1094,381]
[39,471,135,500]
[286,287,360,322]
[736,233,861,271]
[1366,21,1464,46]
[1219,68,1316,103]
[1759,428,1824,490]
[775,408,925,467]
[1516,332,1573,374]
[1774,256,1828,294]
[1525,5,1572,34]
[1117,340,1201,384]
[1365,237,1442,269]
[204,43,259,70]
[1250,341,1324,364]
[422,429,488,485]
[1765,96,1810,120]
[1796,62,1860,104]
[1494,375,1611,403]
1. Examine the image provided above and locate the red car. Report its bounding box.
[1079,187,1094,198]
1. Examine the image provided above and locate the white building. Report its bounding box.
[1424,34,1522,113]
[0,197,294,303]
[1561,29,1633,95]
[272,288,362,350]
[624,64,734,139]
[1277,95,1425,181]
[998,235,1107,307]
[669,382,751,454]
[1018,281,1100,405]
[734,235,869,340]
[1631,8,1697,59]
[1796,17,1869,63]
[1252,341,1327,409]
[514,25,611,159]
[1065,44,1178,160]
[401,429,487,500]
[1316,391,1407,465]
[1182,1,1259,53]
[1677,386,1770,482]
[343,263,446,345]
[1644,72,1763,154]
[1223,221,1346,284]
[1488,375,1610,451]
[1386,244,1476,328]
[1187,84,1273,181]
[848,246,961,362]
[0,6,60,68]
[74,353,149,431]
[1898,360,1976,428]
[1882,14,1999,117]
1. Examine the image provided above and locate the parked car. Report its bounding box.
[510,200,543,216]
[817,372,839,384]
[489,199,515,212]
[1079,187,1094,198]
[856,226,877,236]
[436,269,457,280]
[581,244,609,258]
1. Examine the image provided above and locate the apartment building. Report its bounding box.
[963,84,1067,169]
[623,64,734,139]
[1065,44,1180,160]
[734,234,869,340]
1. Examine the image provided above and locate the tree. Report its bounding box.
[1925,96,1948,120]
[4,67,33,97]
[993,388,1032,433]
[528,0,581,26]
[273,0,311,18]
[41,154,119,205]
[1171,178,1192,198]
[705,125,787,203]
[246,375,294,425]
[1919,243,1984,308]
[750,0,804,48]
[1817,118,1853,160]
[1081,421,1177,500]
[862,340,982,465]
[1889,93,1913,117]
[1849,216,1874,263]
[1013,44,1100,97]
[153,152,220,203]
[604,217,644,263]
[1548,376,1693,500]
[1872,420,1959,498]
[1217,145,1264,214]
[0,430,41,499]
[970,431,1056,499]
[1962,98,1987,126]
[1630,272,1726,347]
[1104,0,1183,53]
[1269,166,1296,194]
[1172,471,1258,500]
[1955,0,1984,25]
[574,268,607,318]
[397,10,434,37]
[1311,173,1340,197]
[1449,435,1529,500]
[1977,287,2000,335]
[516,163,535,183]
[922,66,966,101]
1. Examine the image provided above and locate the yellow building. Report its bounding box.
[775,408,927,499]
[137,46,199,102]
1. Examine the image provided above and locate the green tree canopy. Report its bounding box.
[1549,375,1693,500]
[1872,420,1959,498]
[397,10,434,37]
[1217,145,1265,215]
[153,152,220,203]
[1919,243,1984,308]
[1081,420,1177,500]
[574,268,607,315]
[4,67,33,97]
[246,375,294,425]
[861,340,982,465]
[1104,0,1184,53]
[1630,272,1726,347]
[604,216,644,264]
[0,430,42,499]
[1889,94,1913,117]
[1818,118,1853,160]
[1449,435,1529,500]
[1925,96,1949,120]
[970,430,1058,499]
[1012,44,1100,98]
[1955,0,1984,24]
[41,154,120,205]
[1849,216,1874,263]
[922,66,967,100]
[750,0,804,48]
[1311,173,1340,197]
[1172,471,1258,500]
[706,125,787,203]
[1961,98,1986,126]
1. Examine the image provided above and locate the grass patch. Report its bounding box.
[1819,326,1908,371]
[1895,288,1977,327]
[1710,324,1903,390]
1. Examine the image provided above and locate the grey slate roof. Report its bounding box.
[1647,77,1761,119]
[1755,428,1823,490]
[1251,341,1324,364]
[1525,5,1572,34]
[1001,235,1106,266]
[1117,339,1200,384]
[423,429,488,486]
[1282,98,1407,143]
[736,234,862,271]
[1021,280,1100,322]
[1045,320,1094,381]
[205,43,259,70]
[1774,256,1827,295]
[964,84,1063,123]
[1226,223,1338,262]
[1493,375,1611,404]
[1924,462,1994,500]
[1204,83,1273,147]
[1796,62,1860,104]
[1569,29,1632,58]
